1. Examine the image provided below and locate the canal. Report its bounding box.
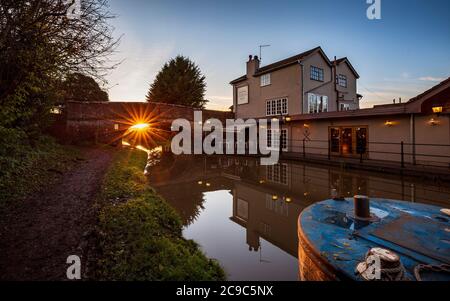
[147,155,450,281]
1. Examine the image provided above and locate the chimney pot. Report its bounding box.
[249,55,253,61]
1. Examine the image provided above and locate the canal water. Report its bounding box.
[147,155,450,281]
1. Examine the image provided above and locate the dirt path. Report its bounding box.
[0,147,114,281]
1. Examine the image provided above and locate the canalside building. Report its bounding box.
[230,47,450,168]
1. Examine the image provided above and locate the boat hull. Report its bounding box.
[297,198,450,281]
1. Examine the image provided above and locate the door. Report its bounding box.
[330,128,341,155]
[356,127,368,156]
[341,128,353,156]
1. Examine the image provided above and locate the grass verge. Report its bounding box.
[93,149,225,281]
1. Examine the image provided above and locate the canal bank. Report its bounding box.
[0,144,225,281]
[91,149,225,281]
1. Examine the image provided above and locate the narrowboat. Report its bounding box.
[298,196,450,281]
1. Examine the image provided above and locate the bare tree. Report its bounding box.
[0,0,120,130]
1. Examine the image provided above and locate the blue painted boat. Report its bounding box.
[297,197,450,281]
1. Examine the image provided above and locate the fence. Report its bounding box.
[279,139,450,170]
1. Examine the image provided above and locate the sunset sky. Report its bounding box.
[105,0,450,110]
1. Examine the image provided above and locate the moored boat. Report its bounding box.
[298,196,450,281]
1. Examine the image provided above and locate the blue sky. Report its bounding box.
[105,0,450,110]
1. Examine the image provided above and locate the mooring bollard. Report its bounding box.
[354,195,371,219]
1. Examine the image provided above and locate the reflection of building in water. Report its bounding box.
[153,156,450,260]
[230,182,309,257]
[224,156,450,256]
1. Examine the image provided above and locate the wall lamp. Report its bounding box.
[432,106,443,114]
[385,120,394,127]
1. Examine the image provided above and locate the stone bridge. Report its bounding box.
[52,101,234,146]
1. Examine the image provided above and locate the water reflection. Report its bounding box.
[148,156,450,280]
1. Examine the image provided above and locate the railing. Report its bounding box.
[213,139,450,170]
[276,139,450,170]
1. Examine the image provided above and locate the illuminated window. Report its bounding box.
[432,106,443,113]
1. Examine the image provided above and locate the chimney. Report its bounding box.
[246,55,260,77]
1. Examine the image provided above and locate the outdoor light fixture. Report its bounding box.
[285,117,292,122]
[285,197,292,203]
[432,106,443,114]
[385,120,394,127]
[304,123,310,128]
[272,195,279,201]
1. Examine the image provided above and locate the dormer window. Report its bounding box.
[310,66,324,82]
[261,73,271,87]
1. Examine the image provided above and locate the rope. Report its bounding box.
[414,264,450,281]
[357,249,408,281]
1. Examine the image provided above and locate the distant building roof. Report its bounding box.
[288,76,450,121]
[229,75,247,85]
[230,46,334,84]
[254,46,327,76]
[333,57,360,79]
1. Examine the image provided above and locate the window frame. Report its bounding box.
[308,93,328,114]
[338,74,348,88]
[260,73,271,87]
[310,66,324,82]
[340,103,350,111]
[267,128,288,152]
[266,98,289,116]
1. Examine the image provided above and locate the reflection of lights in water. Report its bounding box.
[198,181,203,185]
[272,195,279,201]
[342,145,349,153]
[121,140,163,176]
[206,183,211,187]
[136,145,150,154]
[285,197,292,203]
